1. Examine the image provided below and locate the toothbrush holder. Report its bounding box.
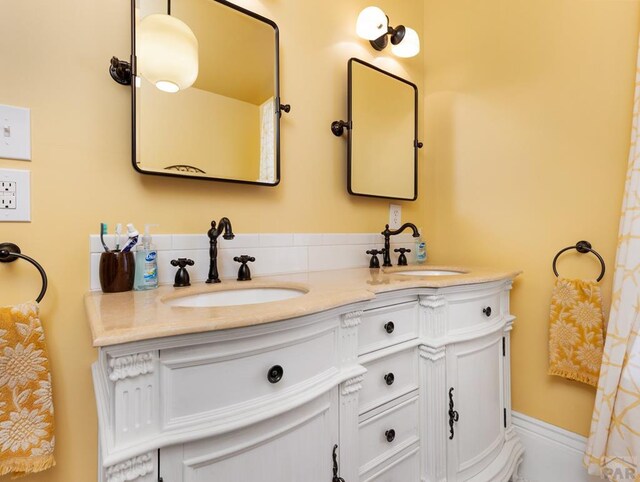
[99,251,135,293]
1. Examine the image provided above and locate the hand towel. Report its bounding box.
[548,278,605,387]
[0,302,55,477]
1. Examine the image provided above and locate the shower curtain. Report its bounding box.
[584,40,640,481]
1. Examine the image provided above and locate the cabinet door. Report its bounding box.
[446,330,505,480]
[159,391,338,482]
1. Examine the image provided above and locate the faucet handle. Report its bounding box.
[366,249,383,269]
[170,258,194,287]
[394,248,411,266]
[233,255,255,281]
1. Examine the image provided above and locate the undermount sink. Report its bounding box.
[164,287,307,308]
[395,269,464,276]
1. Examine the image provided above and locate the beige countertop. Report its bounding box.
[85,265,521,347]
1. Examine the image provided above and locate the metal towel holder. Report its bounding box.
[552,240,605,282]
[0,242,48,302]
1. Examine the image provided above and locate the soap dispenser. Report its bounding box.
[134,224,159,290]
[415,230,427,264]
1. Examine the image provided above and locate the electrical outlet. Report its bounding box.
[0,168,30,221]
[1,193,16,209]
[389,204,401,229]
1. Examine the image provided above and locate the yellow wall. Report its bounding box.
[0,0,424,480]
[422,0,640,436]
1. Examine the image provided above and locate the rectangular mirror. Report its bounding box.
[347,58,419,200]
[132,0,281,184]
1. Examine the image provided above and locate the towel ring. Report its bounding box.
[552,240,605,282]
[0,243,48,303]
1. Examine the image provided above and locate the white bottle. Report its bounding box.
[134,224,159,290]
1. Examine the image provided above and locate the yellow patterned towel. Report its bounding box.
[548,278,605,387]
[0,302,55,477]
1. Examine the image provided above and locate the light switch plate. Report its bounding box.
[0,168,30,222]
[0,105,31,161]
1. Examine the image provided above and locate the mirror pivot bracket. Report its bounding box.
[109,56,132,86]
[331,120,352,137]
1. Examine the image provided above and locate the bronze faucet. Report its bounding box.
[206,217,235,283]
[381,223,420,267]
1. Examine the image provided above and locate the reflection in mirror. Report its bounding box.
[133,0,281,184]
[348,58,418,200]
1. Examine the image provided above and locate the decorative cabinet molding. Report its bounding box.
[419,294,447,339]
[341,375,364,396]
[419,344,448,482]
[105,452,155,482]
[341,310,363,328]
[108,352,154,381]
[93,278,522,481]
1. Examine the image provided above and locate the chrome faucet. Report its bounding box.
[381,223,420,267]
[206,217,235,283]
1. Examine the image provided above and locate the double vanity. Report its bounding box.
[86,266,524,482]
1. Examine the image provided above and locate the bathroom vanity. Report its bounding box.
[86,267,523,482]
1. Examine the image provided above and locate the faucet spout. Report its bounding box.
[206,218,235,283]
[381,222,420,267]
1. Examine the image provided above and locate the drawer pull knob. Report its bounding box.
[483,306,492,317]
[384,321,395,334]
[385,429,396,443]
[384,373,395,385]
[267,365,284,384]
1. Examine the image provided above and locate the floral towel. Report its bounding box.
[0,302,55,477]
[548,278,605,387]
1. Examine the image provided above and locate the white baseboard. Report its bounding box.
[511,411,601,482]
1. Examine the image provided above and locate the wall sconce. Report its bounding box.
[356,6,420,58]
[110,7,199,93]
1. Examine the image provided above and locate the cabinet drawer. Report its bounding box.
[359,302,418,355]
[359,396,420,474]
[159,328,337,423]
[447,291,501,331]
[359,348,418,414]
[361,449,420,482]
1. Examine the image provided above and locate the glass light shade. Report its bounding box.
[391,27,420,58]
[137,14,199,93]
[356,7,388,40]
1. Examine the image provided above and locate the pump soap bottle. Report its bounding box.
[416,230,427,264]
[134,224,159,290]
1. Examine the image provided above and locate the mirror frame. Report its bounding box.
[347,58,419,201]
[129,0,282,185]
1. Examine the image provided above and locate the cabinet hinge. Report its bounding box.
[502,337,506,356]
[503,408,507,428]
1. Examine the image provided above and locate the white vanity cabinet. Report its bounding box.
[350,280,523,482]
[92,310,358,482]
[91,277,522,482]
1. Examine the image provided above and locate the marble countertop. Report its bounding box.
[85,265,521,347]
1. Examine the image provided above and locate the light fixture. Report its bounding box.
[356,6,388,40]
[137,14,199,93]
[390,27,420,58]
[355,7,420,58]
[110,6,198,93]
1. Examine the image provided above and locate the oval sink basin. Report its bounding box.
[164,287,307,308]
[396,269,464,276]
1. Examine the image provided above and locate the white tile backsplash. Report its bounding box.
[88,233,423,291]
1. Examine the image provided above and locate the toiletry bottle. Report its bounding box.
[416,232,427,264]
[122,223,139,252]
[134,224,159,290]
